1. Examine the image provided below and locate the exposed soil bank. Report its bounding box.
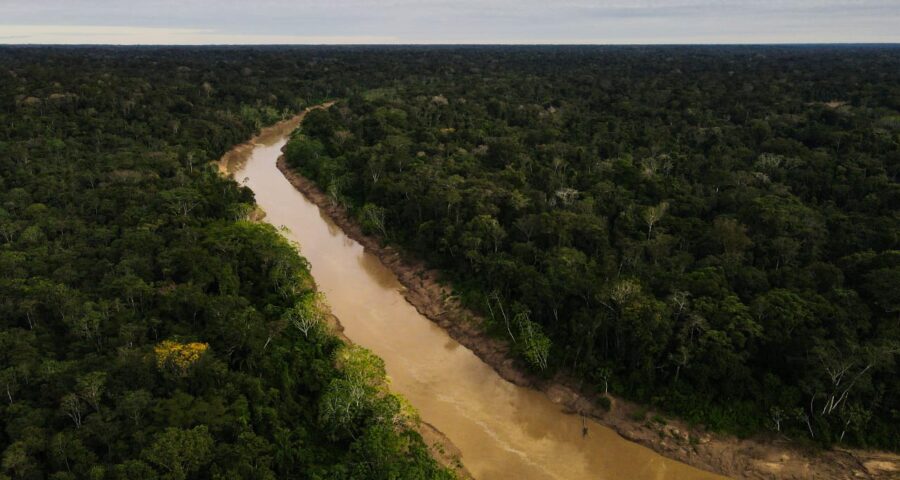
[276,144,899,479]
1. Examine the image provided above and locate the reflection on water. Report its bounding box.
[228,126,725,480]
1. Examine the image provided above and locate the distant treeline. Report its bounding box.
[0,47,455,479]
[283,45,900,449]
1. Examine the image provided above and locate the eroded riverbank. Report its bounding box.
[275,152,900,480]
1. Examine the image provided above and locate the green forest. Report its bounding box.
[0,47,454,479]
[1,45,899,479]
[283,46,900,449]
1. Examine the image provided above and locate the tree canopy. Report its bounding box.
[0,46,454,479]
[284,45,900,450]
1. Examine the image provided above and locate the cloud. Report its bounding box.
[0,25,397,45]
[0,0,898,44]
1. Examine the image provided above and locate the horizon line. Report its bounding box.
[3,42,900,47]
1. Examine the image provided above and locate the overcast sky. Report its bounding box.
[2,0,899,44]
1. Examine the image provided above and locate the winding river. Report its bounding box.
[222,114,725,480]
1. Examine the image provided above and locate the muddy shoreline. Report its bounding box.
[274,109,899,479]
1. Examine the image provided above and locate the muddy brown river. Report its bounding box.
[223,116,725,480]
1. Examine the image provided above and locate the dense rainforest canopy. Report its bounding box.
[283,45,900,449]
[1,45,899,480]
[0,47,455,479]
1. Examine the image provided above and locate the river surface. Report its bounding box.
[224,117,724,480]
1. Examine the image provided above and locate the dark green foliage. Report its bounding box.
[0,47,451,479]
[596,396,611,412]
[284,45,900,450]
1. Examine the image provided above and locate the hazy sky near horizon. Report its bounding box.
[2,0,899,45]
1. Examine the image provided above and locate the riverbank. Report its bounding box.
[275,125,899,478]
[217,101,335,176]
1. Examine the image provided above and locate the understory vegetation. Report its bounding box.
[284,45,900,449]
[0,47,453,479]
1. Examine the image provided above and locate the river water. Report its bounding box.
[223,117,724,480]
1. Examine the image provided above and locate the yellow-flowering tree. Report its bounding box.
[154,340,209,376]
